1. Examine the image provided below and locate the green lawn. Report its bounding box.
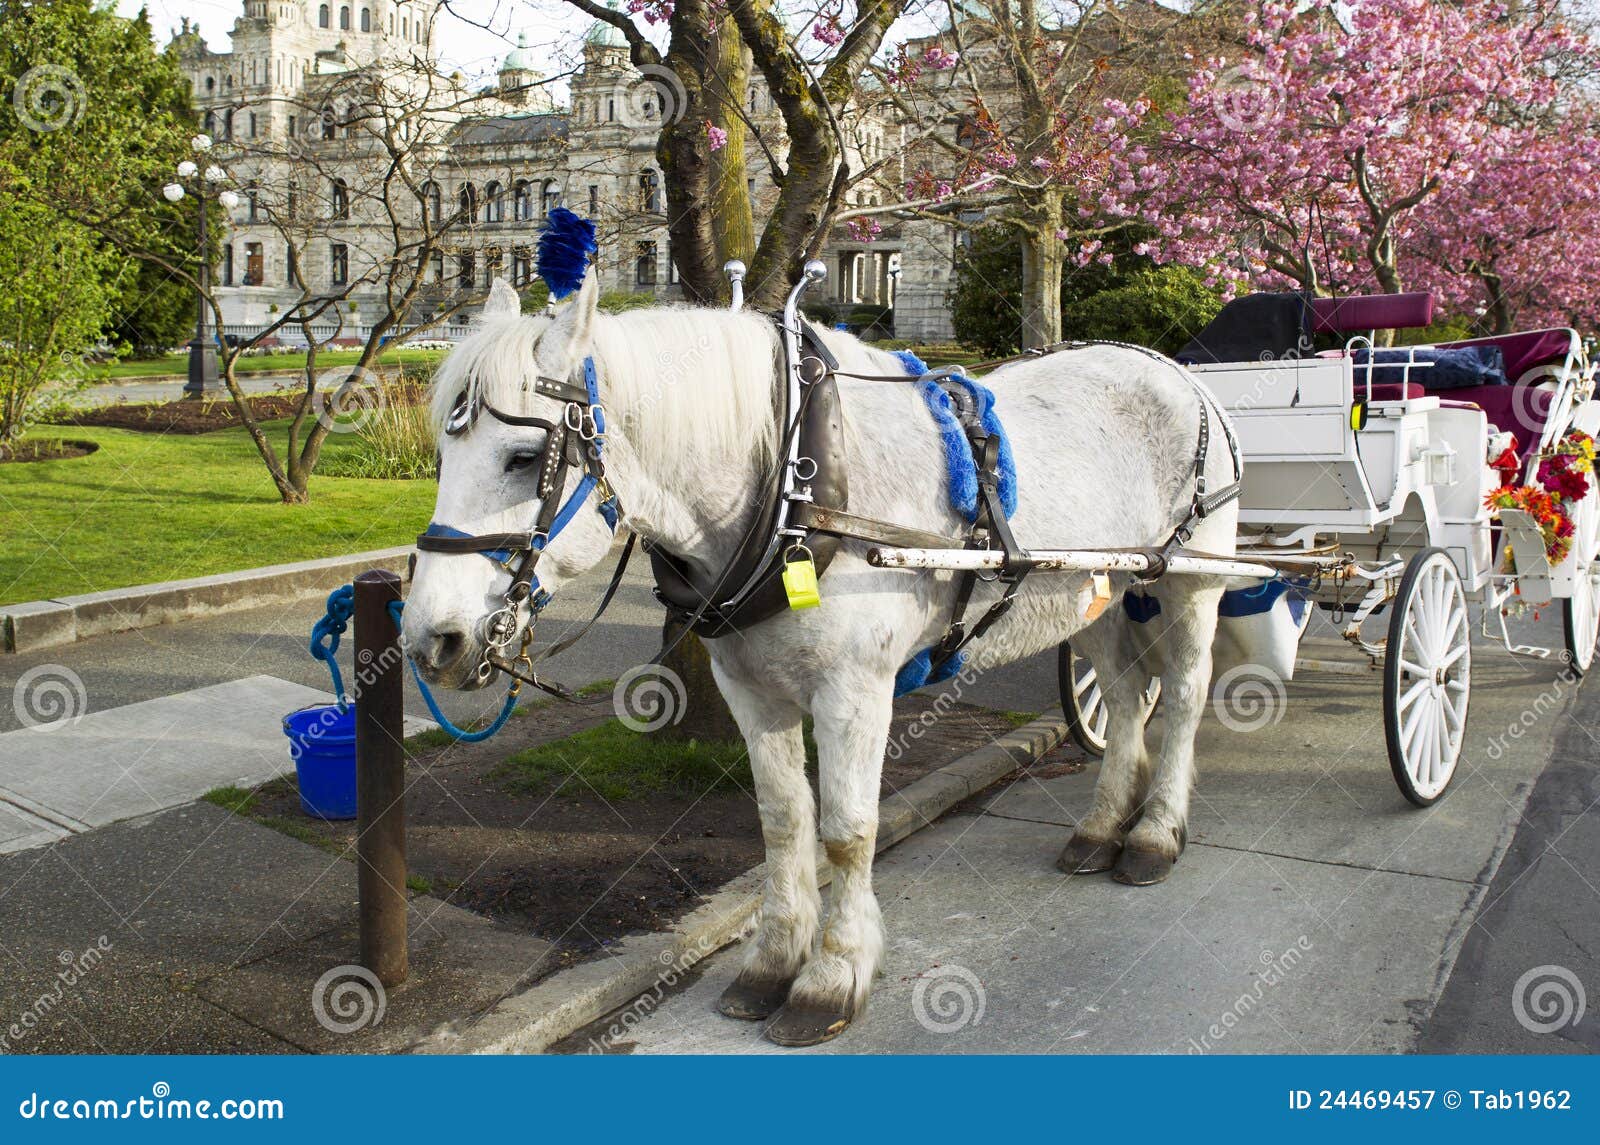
[75,344,449,382]
[0,420,434,606]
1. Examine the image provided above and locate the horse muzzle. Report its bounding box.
[406,620,497,691]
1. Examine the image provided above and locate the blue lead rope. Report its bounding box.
[385,599,518,743]
[305,585,517,743]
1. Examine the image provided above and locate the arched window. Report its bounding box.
[541,180,561,217]
[458,183,477,224]
[360,7,370,32]
[205,76,215,94]
[512,179,532,222]
[221,107,234,140]
[639,169,660,213]
[483,181,503,224]
[339,6,350,31]
[331,178,350,220]
[203,109,216,135]
[318,4,330,28]
[421,181,441,225]
[401,16,408,38]
[320,103,336,139]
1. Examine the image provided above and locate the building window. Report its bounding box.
[457,253,475,288]
[587,185,598,215]
[635,241,657,286]
[421,181,441,225]
[485,248,503,286]
[287,113,297,137]
[222,244,234,287]
[331,242,349,285]
[287,243,299,284]
[331,178,350,220]
[512,179,532,222]
[319,4,329,28]
[248,111,258,138]
[512,249,531,287]
[360,7,370,32]
[222,108,234,140]
[483,181,503,224]
[428,252,443,284]
[339,6,350,31]
[606,97,615,122]
[541,180,560,216]
[458,184,477,224]
[639,170,660,213]
[244,242,263,286]
[320,103,336,139]
[247,186,260,222]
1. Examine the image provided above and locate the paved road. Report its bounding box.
[71,373,307,407]
[558,616,1598,1054]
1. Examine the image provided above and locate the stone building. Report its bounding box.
[172,2,951,341]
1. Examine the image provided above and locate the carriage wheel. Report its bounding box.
[1057,642,1160,758]
[1382,547,1471,806]
[1562,485,1600,675]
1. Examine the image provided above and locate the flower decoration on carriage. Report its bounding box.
[1483,429,1598,565]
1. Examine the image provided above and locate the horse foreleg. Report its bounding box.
[711,670,819,1022]
[1059,613,1154,874]
[765,679,891,1047]
[1116,587,1222,886]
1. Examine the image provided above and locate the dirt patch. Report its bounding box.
[239,693,1069,982]
[53,385,425,435]
[0,438,99,463]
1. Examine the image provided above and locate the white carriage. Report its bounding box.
[889,291,1600,805]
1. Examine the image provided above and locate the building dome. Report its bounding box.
[500,31,536,73]
[584,2,627,48]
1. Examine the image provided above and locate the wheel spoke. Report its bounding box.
[1397,677,1431,713]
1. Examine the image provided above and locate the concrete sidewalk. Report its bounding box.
[558,630,1594,1054]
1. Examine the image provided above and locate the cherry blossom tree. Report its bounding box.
[1404,107,1600,332]
[1143,0,1587,313]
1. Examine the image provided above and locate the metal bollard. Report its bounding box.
[353,569,408,986]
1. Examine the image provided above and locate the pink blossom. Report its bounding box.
[811,16,845,47]
[704,121,727,151]
[845,217,883,243]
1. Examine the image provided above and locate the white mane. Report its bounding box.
[429,305,786,464]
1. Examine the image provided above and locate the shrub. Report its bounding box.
[318,398,435,480]
[1061,266,1224,356]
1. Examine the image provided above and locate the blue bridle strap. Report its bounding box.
[421,355,616,614]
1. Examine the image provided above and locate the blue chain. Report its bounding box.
[307,584,517,743]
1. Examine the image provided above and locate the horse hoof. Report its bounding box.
[1056,834,1122,875]
[765,1002,852,1047]
[717,976,792,1022]
[1111,845,1176,886]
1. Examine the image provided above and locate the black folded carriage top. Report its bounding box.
[1176,291,1310,366]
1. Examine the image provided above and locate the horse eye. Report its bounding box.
[504,451,540,474]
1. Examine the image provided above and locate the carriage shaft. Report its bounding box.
[867,547,1278,579]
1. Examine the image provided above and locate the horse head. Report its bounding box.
[403,271,618,689]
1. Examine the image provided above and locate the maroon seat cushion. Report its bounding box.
[1445,385,1554,457]
[1438,330,1575,382]
[1311,293,1436,333]
[1355,382,1425,402]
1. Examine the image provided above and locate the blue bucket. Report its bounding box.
[283,704,358,820]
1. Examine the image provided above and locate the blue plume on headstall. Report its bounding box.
[537,207,598,299]
[891,351,1019,697]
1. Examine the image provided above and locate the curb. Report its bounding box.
[1,547,411,654]
[411,708,1069,1055]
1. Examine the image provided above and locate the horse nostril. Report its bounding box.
[420,626,467,671]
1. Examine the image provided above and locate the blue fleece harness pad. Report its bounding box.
[890,349,1019,696]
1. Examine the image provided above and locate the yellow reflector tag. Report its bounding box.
[782,553,821,610]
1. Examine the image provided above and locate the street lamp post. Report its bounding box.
[163,134,238,399]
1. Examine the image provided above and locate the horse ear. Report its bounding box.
[548,267,598,351]
[483,277,520,321]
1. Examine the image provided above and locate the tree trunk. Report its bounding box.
[653,616,742,743]
[1019,195,1065,348]
[708,28,754,280]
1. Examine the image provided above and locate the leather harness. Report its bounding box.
[415,324,1241,692]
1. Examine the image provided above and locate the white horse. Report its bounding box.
[403,271,1239,1046]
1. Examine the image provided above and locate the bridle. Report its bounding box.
[414,354,620,688]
